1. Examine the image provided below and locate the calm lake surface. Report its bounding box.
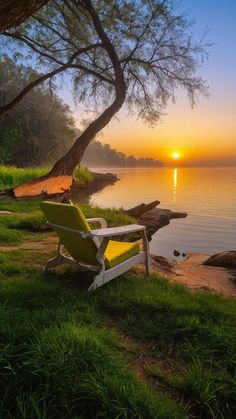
[90,167,236,258]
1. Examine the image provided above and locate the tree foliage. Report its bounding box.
[0,0,209,196]
[1,0,208,124]
[0,0,48,33]
[0,55,77,167]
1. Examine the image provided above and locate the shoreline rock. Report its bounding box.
[203,251,236,268]
[151,252,236,298]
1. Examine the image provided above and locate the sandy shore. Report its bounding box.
[152,253,236,298]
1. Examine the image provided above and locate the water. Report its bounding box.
[89,167,236,258]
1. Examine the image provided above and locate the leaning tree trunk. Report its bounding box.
[7,0,127,198]
[13,87,126,198]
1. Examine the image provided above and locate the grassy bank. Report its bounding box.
[0,165,92,189]
[0,199,235,418]
[0,200,135,245]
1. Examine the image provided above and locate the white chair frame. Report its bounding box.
[43,217,151,291]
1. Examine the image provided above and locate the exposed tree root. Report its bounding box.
[13,175,73,198]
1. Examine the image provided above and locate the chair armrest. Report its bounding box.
[89,224,145,238]
[86,218,107,228]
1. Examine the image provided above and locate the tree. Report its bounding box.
[0,56,78,167]
[0,0,49,33]
[81,140,163,167]
[1,0,208,197]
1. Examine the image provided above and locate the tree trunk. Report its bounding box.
[13,85,126,198]
[5,0,127,198]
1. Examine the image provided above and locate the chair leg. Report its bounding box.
[87,273,105,292]
[145,253,151,276]
[141,230,151,275]
[43,254,64,273]
[43,239,65,273]
[88,266,113,292]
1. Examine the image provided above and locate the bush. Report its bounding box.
[73,165,93,186]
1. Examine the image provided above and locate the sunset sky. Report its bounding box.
[61,0,236,166]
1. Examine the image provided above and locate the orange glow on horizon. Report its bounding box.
[98,96,236,167]
[70,3,236,168]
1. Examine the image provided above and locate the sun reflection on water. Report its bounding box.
[90,167,236,258]
[173,168,178,201]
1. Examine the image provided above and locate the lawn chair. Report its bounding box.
[41,201,151,291]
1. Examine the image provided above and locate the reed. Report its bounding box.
[0,165,48,189]
[0,165,92,189]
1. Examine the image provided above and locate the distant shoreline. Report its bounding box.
[85,164,236,170]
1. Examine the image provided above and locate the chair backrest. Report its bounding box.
[41,201,99,266]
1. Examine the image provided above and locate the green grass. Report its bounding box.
[0,200,135,239]
[0,202,235,418]
[0,198,42,213]
[94,274,236,418]
[10,206,135,233]
[0,166,48,189]
[73,165,93,186]
[0,165,93,190]
[0,251,182,419]
[0,200,47,244]
[0,213,34,245]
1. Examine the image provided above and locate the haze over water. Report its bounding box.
[90,167,236,258]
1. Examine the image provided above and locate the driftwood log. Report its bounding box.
[125,201,187,241]
[125,201,160,218]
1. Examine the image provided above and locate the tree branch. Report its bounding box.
[82,0,126,96]
[69,63,114,85]
[0,52,80,118]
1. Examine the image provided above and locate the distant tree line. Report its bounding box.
[82,141,163,168]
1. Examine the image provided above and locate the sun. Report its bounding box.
[172,151,180,159]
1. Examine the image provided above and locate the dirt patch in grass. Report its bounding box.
[100,315,185,410]
[102,317,175,382]
[0,236,57,252]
